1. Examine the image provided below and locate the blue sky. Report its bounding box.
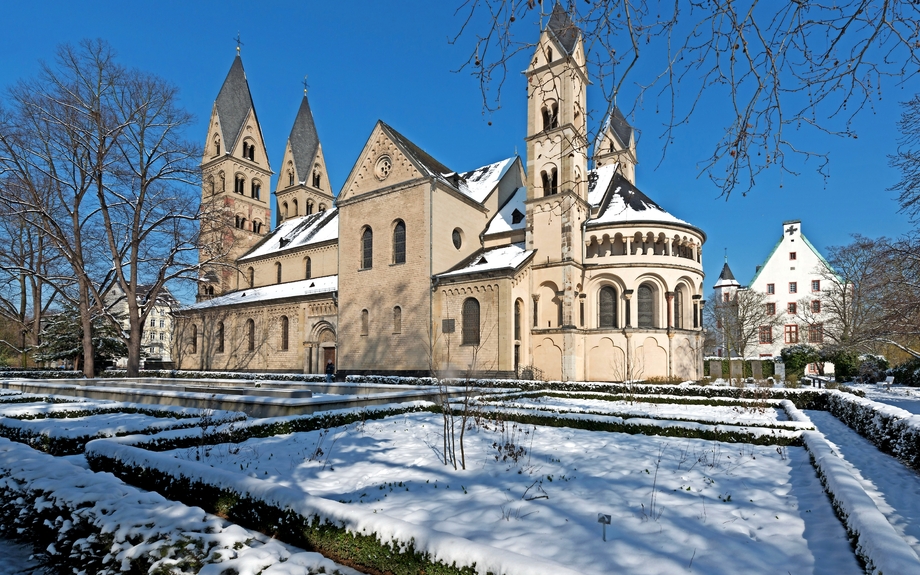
[2,1,916,301]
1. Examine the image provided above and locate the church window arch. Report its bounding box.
[251,180,261,200]
[252,220,263,234]
[234,174,245,194]
[207,176,215,195]
[545,46,553,62]
[462,298,480,346]
[307,200,314,215]
[288,169,295,187]
[242,142,249,160]
[292,199,298,216]
[247,267,254,288]
[393,306,402,334]
[305,257,312,279]
[637,283,657,328]
[393,220,406,264]
[541,167,558,196]
[246,318,255,352]
[541,100,559,131]
[216,322,225,353]
[275,262,282,284]
[190,324,197,354]
[514,298,523,341]
[361,227,373,269]
[213,135,221,156]
[599,286,618,328]
[361,309,369,336]
[319,203,326,212]
[280,316,289,351]
[282,202,289,219]
[312,166,322,188]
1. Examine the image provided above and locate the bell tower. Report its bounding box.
[198,53,273,300]
[594,106,637,184]
[274,91,334,225]
[525,4,589,381]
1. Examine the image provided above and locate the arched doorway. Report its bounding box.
[306,322,336,374]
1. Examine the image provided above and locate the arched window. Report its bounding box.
[292,199,299,216]
[361,309,369,336]
[275,262,282,284]
[514,299,523,341]
[638,284,655,328]
[393,220,406,264]
[235,175,245,194]
[253,220,262,234]
[541,168,558,196]
[319,203,326,212]
[361,227,373,269]
[307,200,314,215]
[541,101,559,131]
[208,176,215,195]
[673,290,683,329]
[251,181,261,200]
[305,257,312,279]
[280,316,289,351]
[246,318,255,352]
[599,286,618,328]
[313,169,321,188]
[190,324,198,354]
[242,142,249,159]
[216,322,225,353]
[462,298,480,346]
[247,267,254,288]
[546,47,553,62]
[282,202,289,219]
[213,136,221,156]
[288,170,294,187]
[393,306,402,334]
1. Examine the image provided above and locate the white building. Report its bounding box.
[108,285,178,368]
[746,220,833,362]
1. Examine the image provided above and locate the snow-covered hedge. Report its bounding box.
[801,429,920,574]
[0,369,83,379]
[103,368,326,383]
[86,439,583,575]
[825,390,920,470]
[0,437,348,575]
[891,357,920,387]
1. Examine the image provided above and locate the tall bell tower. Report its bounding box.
[198,53,273,300]
[525,3,590,380]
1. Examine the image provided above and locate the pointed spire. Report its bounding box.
[718,262,736,282]
[214,55,256,154]
[547,3,579,55]
[288,94,320,183]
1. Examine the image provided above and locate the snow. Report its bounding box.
[0,536,39,573]
[120,408,863,575]
[587,163,619,206]
[457,157,516,203]
[851,383,920,415]
[590,182,691,226]
[239,209,338,261]
[183,275,337,310]
[485,186,527,235]
[438,243,533,278]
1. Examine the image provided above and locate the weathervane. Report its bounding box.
[234,32,244,55]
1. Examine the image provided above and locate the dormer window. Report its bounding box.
[511,209,525,224]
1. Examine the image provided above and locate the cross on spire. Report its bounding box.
[302,75,309,96]
[786,225,798,235]
[724,248,728,263]
[234,32,244,55]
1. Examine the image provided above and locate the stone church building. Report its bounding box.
[174,6,707,381]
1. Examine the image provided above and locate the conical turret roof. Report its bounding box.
[547,3,579,55]
[714,262,741,289]
[214,56,258,155]
[287,95,320,182]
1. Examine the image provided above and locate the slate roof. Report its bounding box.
[183,276,337,311]
[718,263,736,281]
[214,56,265,162]
[547,3,580,55]
[288,95,320,182]
[380,122,453,180]
[485,186,527,235]
[239,208,338,261]
[456,157,516,203]
[438,243,534,279]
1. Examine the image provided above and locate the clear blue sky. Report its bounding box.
[2,1,916,301]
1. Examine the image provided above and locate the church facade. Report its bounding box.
[174,6,707,382]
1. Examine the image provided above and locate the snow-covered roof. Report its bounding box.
[240,209,338,261]
[183,276,337,310]
[588,172,696,231]
[713,262,741,289]
[485,186,527,235]
[438,243,533,279]
[587,163,619,206]
[456,157,516,204]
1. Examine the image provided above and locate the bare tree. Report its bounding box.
[454,1,920,197]
[706,288,780,367]
[0,40,204,377]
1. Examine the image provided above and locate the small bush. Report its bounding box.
[892,357,920,387]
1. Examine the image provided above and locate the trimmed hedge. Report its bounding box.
[825,390,920,471]
[0,369,83,379]
[103,369,326,382]
[892,357,920,387]
[703,359,776,379]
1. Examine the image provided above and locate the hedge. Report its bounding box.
[825,390,920,471]
[891,357,920,387]
[103,369,326,383]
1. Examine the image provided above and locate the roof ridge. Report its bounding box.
[379,121,454,179]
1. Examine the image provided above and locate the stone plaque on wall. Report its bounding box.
[709,359,723,379]
[775,362,786,382]
[751,360,763,381]
[730,360,744,381]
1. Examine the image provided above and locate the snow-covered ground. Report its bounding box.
[807,409,920,557]
[166,411,861,575]
[851,383,920,414]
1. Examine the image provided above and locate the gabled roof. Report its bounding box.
[718,262,736,281]
[748,229,839,286]
[485,186,527,236]
[182,276,337,311]
[547,3,579,55]
[380,121,453,179]
[288,95,320,181]
[595,106,633,153]
[214,56,258,155]
[239,208,338,261]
